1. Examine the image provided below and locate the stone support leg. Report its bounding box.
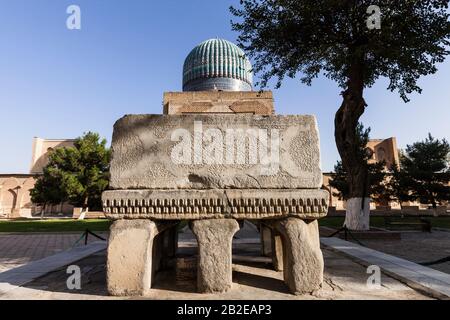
[190,219,240,293]
[161,225,179,269]
[271,218,324,295]
[165,225,179,258]
[260,224,272,257]
[107,219,175,296]
[261,223,283,271]
[271,232,284,271]
[151,231,164,276]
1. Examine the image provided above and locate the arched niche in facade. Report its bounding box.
[19,177,36,210]
[0,178,21,215]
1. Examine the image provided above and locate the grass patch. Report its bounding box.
[319,216,450,229]
[0,219,112,233]
[425,217,450,229]
[1,216,448,233]
[319,217,386,228]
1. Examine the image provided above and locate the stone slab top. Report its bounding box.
[109,114,323,191]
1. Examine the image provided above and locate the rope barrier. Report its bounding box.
[419,256,450,266]
[327,226,366,247]
[72,229,106,248]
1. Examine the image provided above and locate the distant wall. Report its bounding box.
[0,137,77,219]
[0,175,36,218]
[366,137,399,169]
[0,174,75,219]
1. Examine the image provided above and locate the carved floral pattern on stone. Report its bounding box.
[289,131,320,173]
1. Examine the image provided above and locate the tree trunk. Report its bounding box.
[77,197,89,221]
[334,60,370,231]
[40,203,46,219]
[431,199,437,209]
[344,198,370,230]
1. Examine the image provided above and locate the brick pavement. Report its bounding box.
[0,232,108,273]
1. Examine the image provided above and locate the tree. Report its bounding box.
[230,0,450,230]
[330,160,387,197]
[329,123,387,228]
[385,161,414,208]
[329,161,350,200]
[30,168,68,217]
[398,134,450,208]
[31,132,110,216]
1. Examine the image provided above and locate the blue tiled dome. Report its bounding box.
[183,39,253,92]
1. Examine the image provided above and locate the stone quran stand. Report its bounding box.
[102,96,329,295]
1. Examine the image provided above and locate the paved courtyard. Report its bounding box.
[0,224,449,299]
[0,232,108,273]
[1,228,449,276]
[347,230,450,274]
[0,242,432,300]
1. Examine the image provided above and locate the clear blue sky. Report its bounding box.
[1,0,449,173]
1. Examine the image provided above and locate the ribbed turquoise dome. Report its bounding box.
[183,39,253,92]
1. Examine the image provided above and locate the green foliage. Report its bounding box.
[30,132,111,210]
[368,161,389,203]
[385,160,414,205]
[230,0,450,101]
[329,161,350,200]
[395,134,450,207]
[231,0,450,212]
[330,159,387,201]
[331,133,450,207]
[329,123,387,200]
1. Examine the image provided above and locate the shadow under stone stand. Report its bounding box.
[101,39,328,296]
